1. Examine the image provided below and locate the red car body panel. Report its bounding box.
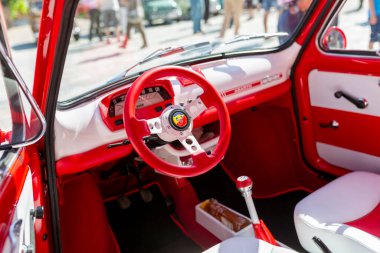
[0,147,49,252]
[32,0,65,112]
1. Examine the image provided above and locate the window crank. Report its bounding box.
[334,91,368,109]
[320,120,339,129]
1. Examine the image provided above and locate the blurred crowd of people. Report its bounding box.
[80,0,315,49]
[82,0,148,48]
[189,0,312,39]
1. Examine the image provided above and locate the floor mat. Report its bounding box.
[105,185,202,253]
[190,166,309,252]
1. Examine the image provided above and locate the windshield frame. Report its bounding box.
[56,0,319,110]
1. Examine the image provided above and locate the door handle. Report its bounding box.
[334,91,368,109]
[10,219,22,252]
[320,120,339,129]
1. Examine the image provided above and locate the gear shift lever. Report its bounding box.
[236,175,277,245]
[236,176,260,224]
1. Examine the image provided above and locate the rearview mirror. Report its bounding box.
[322,26,347,50]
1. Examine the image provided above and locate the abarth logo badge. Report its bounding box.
[172,111,188,129]
[168,109,191,131]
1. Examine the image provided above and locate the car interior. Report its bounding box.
[5,0,377,253]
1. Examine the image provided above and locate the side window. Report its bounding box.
[1,0,40,90]
[321,0,380,52]
[0,47,45,149]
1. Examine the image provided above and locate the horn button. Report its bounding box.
[158,105,193,142]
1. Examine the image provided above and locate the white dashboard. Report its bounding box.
[54,43,301,161]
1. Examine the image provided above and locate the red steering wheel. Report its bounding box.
[123,66,231,177]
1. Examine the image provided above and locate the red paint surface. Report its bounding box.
[295,0,331,45]
[60,174,120,253]
[222,103,320,198]
[0,149,29,250]
[27,146,50,253]
[346,203,380,238]
[56,144,133,176]
[312,107,380,157]
[293,0,380,176]
[32,0,65,112]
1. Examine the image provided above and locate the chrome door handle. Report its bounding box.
[334,91,368,109]
[320,120,339,129]
[10,219,22,252]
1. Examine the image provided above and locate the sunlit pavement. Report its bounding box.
[8,0,368,100]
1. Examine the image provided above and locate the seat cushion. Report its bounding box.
[203,237,297,253]
[294,171,380,253]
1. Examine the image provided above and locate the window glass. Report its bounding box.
[58,0,313,101]
[321,0,380,52]
[1,0,39,91]
[0,52,45,149]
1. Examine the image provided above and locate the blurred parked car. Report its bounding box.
[143,0,182,25]
[176,0,221,20]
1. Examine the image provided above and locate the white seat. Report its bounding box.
[203,237,298,253]
[294,171,380,253]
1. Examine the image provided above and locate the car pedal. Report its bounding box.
[140,189,153,203]
[118,196,131,209]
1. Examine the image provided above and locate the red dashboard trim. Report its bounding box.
[56,80,291,176]
[56,144,133,176]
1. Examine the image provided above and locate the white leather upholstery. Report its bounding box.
[203,237,298,253]
[294,171,380,253]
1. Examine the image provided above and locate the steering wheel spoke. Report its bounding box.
[185,98,207,119]
[146,117,163,135]
[179,134,204,155]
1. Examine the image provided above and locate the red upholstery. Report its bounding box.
[346,203,380,238]
[60,174,120,253]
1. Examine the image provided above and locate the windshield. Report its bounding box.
[58,0,313,102]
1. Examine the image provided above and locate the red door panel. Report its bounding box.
[312,106,380,158]
[294,24,380,176]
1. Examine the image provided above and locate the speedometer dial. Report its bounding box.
[137,87,165,109]
[108,86,170,117]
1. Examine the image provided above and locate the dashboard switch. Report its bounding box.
[115,119,124,126]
